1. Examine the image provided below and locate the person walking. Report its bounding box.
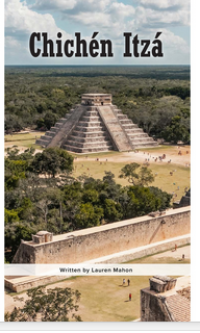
[123,278,125,285]
[129,293,132,301]
[127,279,130,286]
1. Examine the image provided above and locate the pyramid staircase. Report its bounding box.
[36,94,157,153]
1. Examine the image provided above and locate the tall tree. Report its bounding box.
[30,148,74,178]
[119,163,155,186]
[5,287,82,322]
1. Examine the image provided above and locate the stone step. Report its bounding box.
[132,142,158,148]
[50,127,59,133]
[63,145,113,154]
[85,106,98,111]
[127,133,148,138]
[75,126,106,133]
[117,115,128,120]
[71,130,109,138]
[124,128,143,133]
[81,116,100,122]
[84,111,99,116]
[54,124,62,129]
[68,135,110,143]
[65,140,112,149]
[45,131,55,137]
[120,119,133,125]
[122,124,138,129]
[78,121,103,127]
[131,138,155,144]
[35,139,49,147]
[40,136,52,142]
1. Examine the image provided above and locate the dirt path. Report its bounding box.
[154,245,190,260]
[75,146,190,167]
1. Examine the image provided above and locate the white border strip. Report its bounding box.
[4,264,190,276]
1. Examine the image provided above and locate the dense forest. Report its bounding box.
[5,147,172,262]
[5,66,190,144]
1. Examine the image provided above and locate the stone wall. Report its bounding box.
[140,276,191,322]
[13,207,190,264]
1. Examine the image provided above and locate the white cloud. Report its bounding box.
[31,0,113,13]
[4,0,190,65]
[138,0,189,10]
[31,0,77,11]
[133,5,190,27]
[5,36,21,49]
[161,28,189,54]
[5,0,71,39]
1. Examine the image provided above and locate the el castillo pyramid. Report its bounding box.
[36,94,158,153]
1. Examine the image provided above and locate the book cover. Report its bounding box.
[4,0,193,325]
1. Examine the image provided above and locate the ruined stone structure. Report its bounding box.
[174,189,191,209]
[36,93,157,153]
[141,276,191,321]
[13,206,190,264]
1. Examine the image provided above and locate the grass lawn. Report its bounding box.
[34,274,179,322]
[5,132,45,149]
[4,136,190,201]
[74,161,190,201]
[68,276,150,321]
[5,276,152,321]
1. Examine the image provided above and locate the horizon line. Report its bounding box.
[5,64,190,67]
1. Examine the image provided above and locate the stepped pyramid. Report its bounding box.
[36,94,158,153]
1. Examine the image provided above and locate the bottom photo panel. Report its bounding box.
[5,274,190,322]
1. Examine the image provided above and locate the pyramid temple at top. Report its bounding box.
[36,94,158,153]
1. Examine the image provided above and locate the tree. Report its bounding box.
[149,187,172,210]
[43,111,57,130]
[126,186,161,218]
[137,166,155,186]
[30,148,74,178]
[119,163,140,185]
[36,188,63,229]
[119,163,155,186]
[5,287,82,322]
[161,115,190,143]
[74,203,103,229]
[5,222,36,261]
[103,198,122,222]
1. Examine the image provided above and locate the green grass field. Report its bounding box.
[5,132,45,149]
[74,161,190,201]
[5,276,151,321]
[4,134,190,201]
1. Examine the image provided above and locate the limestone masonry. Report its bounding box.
[13,206,190,264]
[36,93,157,153]
[141,276,190,321]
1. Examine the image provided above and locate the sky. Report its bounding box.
[5,0,190,65]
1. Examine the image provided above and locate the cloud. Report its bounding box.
[31,0,113,13]
[31,0,77,11]
[5,36,21,49]
[4,0,190,65]
[160,29,189,53]
[5,0,71,39]
[138,0,189,10]
[133,5,190,28]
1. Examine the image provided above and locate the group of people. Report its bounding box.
[122,279,132,301]
[123,278,130,286]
